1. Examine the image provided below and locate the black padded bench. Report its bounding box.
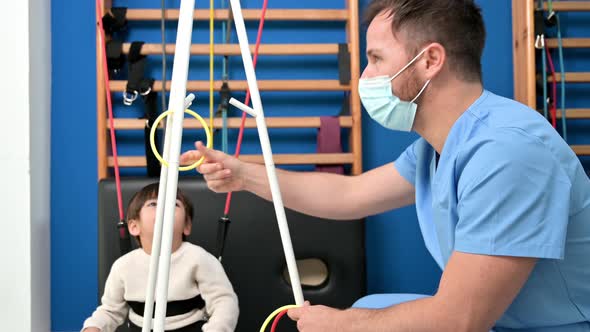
[98,178,365,331]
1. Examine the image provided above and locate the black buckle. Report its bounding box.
[123,90,138,105]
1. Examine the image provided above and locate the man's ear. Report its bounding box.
[128,219,141,237]
[422,42,446,80]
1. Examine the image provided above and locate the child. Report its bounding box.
[82,183,239,332]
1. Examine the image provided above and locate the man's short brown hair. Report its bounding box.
[364,0,485,82]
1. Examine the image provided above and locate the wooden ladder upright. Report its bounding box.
[96,2,362,180]
[512,0,590,156]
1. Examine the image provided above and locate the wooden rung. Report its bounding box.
[108,153,354,167]
[109,116,353,130]
[537,108,590,119]
[556,109,590,119]
[122,43,342,56]
[572,145,590,156]
[126,9,348,21]
[109,80,349,91]
[546,38,590,48]
[239,153,353,164]
[544,1,590,12]
[546,72,590,83]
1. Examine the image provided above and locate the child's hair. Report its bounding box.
[126,183,194,247]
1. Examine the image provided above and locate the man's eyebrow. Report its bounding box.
[367,49,382,57]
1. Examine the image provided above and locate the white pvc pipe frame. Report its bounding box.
[141,1,304,330]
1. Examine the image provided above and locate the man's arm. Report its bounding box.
[290,251,536,332]
[242,161,415,220]
[182,142,415,220]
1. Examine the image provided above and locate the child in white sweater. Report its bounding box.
[82,183,239,332]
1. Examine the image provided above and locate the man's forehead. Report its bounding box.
[367,12,399,44]
[368,11,394,33]
[366,14,404,55]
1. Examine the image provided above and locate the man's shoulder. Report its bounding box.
[472,90,534,115]
[454,128,566,185]
[459,127,548,163]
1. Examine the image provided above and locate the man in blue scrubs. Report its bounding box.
[181,0,590,330]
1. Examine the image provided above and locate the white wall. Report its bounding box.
[0,0,51,330]
[29,0,52,330]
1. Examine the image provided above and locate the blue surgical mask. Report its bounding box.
[359,48,431,132]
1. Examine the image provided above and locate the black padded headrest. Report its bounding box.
[98,178,365,332]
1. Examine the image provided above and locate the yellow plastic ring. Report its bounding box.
[259,304,299,332]
[149,109,212,171]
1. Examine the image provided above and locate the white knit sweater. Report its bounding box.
[82,242,239,332]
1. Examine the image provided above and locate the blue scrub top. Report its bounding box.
[394,90,590,331]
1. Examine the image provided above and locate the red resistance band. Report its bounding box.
[223,0,269,216]
[545,44,558,129]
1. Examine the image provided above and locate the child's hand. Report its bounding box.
[82,327,101,332]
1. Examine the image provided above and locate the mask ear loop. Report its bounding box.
[390,47,430,81]
[411,79,431,103]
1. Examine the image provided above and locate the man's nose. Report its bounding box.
[361,64,380,79]
[360,67,370,79]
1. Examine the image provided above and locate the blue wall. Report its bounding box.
[50,0,548,330]
[51,1,98,331]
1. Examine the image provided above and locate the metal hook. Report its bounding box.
[140,86,152,96]
[123,90,138,106]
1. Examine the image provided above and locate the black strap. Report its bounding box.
[215,217,231,259]
[124,41,161,177]
[100,7,127,78]
[339,93,350,116]
[219,82,231,113]
[545,10,557,27]
[102,7,127,36]
[125,42,154,105]
[215,82,232,123]
[128,319,205,332]
[128,295,206,318]
[143,90,161,177]
[534,10,547,52]
[534,10,545,41]
[535,78,545,97]
[128,41,145,63]
[105,40,125,76]
[338,43,351,85]
[117,219,132,256]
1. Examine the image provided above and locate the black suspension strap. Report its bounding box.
[125,42,161,177]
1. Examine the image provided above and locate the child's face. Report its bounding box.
[128,197,192,253]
